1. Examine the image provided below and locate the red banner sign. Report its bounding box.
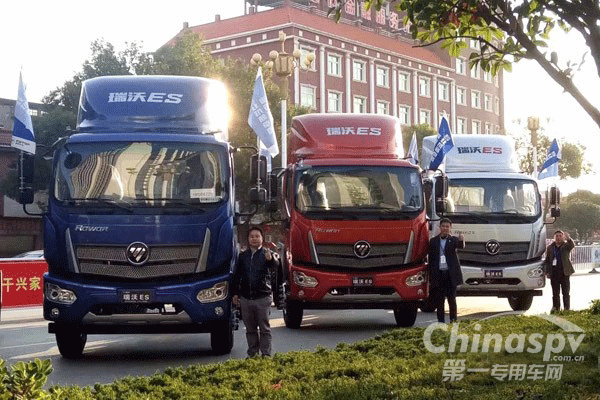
[0,260,46,307]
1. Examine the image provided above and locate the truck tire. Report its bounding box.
[211,318,234,355]
[508,292,534,311]
[283,300,303,329]
[394,303,418,327]
[55,327,87,359]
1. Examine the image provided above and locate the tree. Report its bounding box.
[556,202,600,243]
[341,0,600,130]
[401,123,436,162]
[565,190,600,206]
[515,132,588,178]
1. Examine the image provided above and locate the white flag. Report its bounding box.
[407,132,419,165]
[11,72,36,155]
[248,67,279,157]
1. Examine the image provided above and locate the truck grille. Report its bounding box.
[458,242,530,266]
[77,245,200,279]
[315,243,407,269]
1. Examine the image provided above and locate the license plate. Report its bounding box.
[484,270,503,278]
[120,290,154,303]
[352,277,373,286]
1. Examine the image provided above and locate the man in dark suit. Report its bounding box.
[543,230,575,311]
[428,218,465,323]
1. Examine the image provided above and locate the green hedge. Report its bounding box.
[3,303,600,400]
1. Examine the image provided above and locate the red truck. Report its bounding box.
[277,114,431,328]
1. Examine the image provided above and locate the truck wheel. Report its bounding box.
[56,327,87,359]
[394,303,418,327]
[508,292,534,311]
[211,319,234,355]
[419,297,436,313]
[283,300,303,329]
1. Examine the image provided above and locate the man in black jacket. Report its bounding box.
[428,218,465,323]
[232,226,279,357]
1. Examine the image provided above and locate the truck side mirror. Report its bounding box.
[551,207,560,218]
[17,152,35,205]
[249,187,267,204]
[250,154,268,188]
[549,186,560,206]
[265,172,278,212]
[434,175,448,214]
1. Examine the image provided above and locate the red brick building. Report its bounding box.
[168,0,504,135]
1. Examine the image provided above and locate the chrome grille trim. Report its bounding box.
[308,231,320,265]
[66,228,80,273]
[196,229,211,273]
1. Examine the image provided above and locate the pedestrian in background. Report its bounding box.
[428,218,465,323]
[232,226,279,357]
[543,230,575,311]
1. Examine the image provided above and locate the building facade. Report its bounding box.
[169,0,504,135]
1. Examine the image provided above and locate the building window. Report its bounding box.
[353,96,367,113]
[327,53,342,77]
[471,90,481,109]
[376,100,389,115]
[483,70,493,83]
[456,87,467,106]
[484,94,492,111]
[376,65,389,87]
[398,71,410,92]
[495,96,500,114]
[353,59,366,82]
[485,122,492,135]
[328,91,342,112]
[419,109,431,126]
[470,64,480,79]
[418,76,430,97]
[472,120,481,134]
[456,58,467,75]
[399,105,410,125]
[438,81,449,102]
[470,38,480,49]
[300,46,316,71]
[456,117,467,134]
[300,85,317,109]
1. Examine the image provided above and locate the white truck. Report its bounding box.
[422,134,559,311]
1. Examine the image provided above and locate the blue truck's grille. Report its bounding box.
[315,243,407,269]
[458,242,530,266]
[77,245,200,279]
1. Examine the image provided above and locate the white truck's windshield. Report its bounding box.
[295,166,423,217]
[54,142,227,207]
[446,178,540,218]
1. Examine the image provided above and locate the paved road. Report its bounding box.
[1,272,598,387]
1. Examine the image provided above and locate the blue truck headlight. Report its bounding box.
[527,266,545,278]
[45,283,77,305]
[197,281,228,303]
[406,271,427,287]
[293,271,318,288]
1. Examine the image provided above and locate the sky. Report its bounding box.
[2,0,599,191]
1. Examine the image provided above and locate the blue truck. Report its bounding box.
[18,76,241,358]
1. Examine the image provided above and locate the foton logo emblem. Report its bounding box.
[74,225,109,232]
[126,242,150,266]
[326,127,382,136]
[108,92,183,104]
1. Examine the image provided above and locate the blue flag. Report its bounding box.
[538,139,561,180]
[11,72,36,155]
[428,116,453,171]
[248,67,279,157]
[407,132,419,165]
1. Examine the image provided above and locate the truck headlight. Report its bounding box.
[527,266,545,278]
[197,281,228,303]
[293,271,318,288]
[45,283,77,305]
[406,271,427,287]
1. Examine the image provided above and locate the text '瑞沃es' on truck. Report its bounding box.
[268,113,444,328]
[422,134,560,311]
[16,75,265,358]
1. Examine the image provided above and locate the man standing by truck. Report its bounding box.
[232,227,279,357]
[543,230,575,311]
[429,218,465,323]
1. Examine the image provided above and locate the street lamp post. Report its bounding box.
[527,116,540,174]
[251,31,314,168]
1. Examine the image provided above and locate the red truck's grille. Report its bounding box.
[315,243,408,269]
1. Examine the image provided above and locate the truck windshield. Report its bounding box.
[54,142,228,207]
[445,178,540,221]
[295,166,423,217]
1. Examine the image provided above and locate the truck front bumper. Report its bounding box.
[457,260,546,297]
[43,273,232,333]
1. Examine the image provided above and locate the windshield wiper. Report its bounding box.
[141,198,207,212]
[445,211,490,223]
[488,212,533,222]
[66,198,133,212]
